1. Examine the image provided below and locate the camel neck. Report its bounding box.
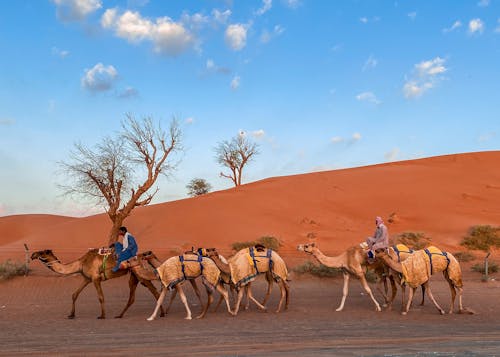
[311,248,346,268]
[379,254,403,273]
[43,257,83,275]
[211,255,231,275]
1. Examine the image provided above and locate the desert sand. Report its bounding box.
[1,151,499,356]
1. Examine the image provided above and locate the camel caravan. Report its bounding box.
[31,237,473,320]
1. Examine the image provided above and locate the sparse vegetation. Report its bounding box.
[453,251,476,263]
[461,225,500,252]
[231,236,281,252]
[395,231,431,250]
[293,261,343,278]
[186,178,212,197]
[0,260,28,280]
[471,261,498,274]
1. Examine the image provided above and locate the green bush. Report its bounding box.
[396,232,431,250]
[453,251,476,263]
[293,261,343,278]
[231,236,281,252]
[471,261,499,274]
[0,260,28,280]
[461,225,500,252]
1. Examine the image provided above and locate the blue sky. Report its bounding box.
[1,0,499,216]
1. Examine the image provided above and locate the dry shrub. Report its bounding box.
[293,261,342,278]
[453,251,476,263]
[471,261,499,274]
[231,236,281,252]
[461,225,500,252]
[395,232,431,250]
[0,260,27,280]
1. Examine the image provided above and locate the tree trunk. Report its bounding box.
[108,218,125,246]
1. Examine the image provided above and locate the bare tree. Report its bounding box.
[186,178,212,197]
[215,133,259,187]
[60,114,182,245]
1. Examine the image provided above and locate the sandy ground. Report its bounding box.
[1,264,499,357]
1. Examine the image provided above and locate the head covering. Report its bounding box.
[375,216,383,226]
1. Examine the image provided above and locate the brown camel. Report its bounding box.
[228,245,290,315]
[134,251,204,314]
[200,247,276,312]
[297,242,382,312]
[376,246,472,315]
[31,249,164,319]
[147,253,234,321]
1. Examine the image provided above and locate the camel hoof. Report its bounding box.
[439,310,445,315]
[67,315,75,319]
[146,317,155,322]
[97,316,105,319]
[184,316,192,320]
[401,311,407,315]
[114,315,123,319]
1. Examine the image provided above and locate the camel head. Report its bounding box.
[297,242,315,254]
[139,251,158,261]
[202,248,219,258]
[31,249,57,262]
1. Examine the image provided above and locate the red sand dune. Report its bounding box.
[1,151,499,262]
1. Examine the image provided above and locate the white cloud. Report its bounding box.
[230,75,241,90]
[52,0,102,22]
[205,58,231,75]
[408,12,417,21]
[359,16,380,24]
[51,46,70,58]
[185,117,194,124]
[443,20,462,33]
[260,25,285,43]
[284,0,301,9]
[225,24,248,51]
[356,91,381,104]
[81,63,118,92]
[256,0,272,16]
[181,12,209,32]
[478,132,496,142]
[384,148,400,161]
[360,17,368,24]
[403,57,447,99]
[251,129,266,138]
[478,0,490,7]
[362,54,377,71]
[331,136,344,144]
[469,18,484,34]
[118,86,138,98]
[212,9,231,25]
[352,132,362,141]
[101,9,194,56]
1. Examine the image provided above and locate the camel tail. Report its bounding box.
[271,252,288,281]
[446,253,463,288]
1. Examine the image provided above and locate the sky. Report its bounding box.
[1,0,500,217]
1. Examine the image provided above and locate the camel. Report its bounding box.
[31,249,164,319]
[384,244,426,310]
[376,246,472,315]
[297,242,382,312]
[146,252,234,321]
[199,247,275,312]
[134,251,204,314]
[228,245,290,315]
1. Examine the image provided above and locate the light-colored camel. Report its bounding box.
[297,242,382,312]
[134,251,204,314]
[147,253,234,321]
[31,249,164,319]
[228,245,290,315]
[376,246,472,315]
[384,244,425,310]
[200,247,275,312]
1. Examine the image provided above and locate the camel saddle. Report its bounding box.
[98,247,113,256]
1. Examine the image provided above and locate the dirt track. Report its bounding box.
[1,266,499,357]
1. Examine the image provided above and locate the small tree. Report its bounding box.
[215,132,259,187]
[186,178,212,197]
[60,114,182,245]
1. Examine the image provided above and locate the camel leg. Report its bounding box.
[115,274,139,318]
[284,280,290,310]
[359,275,382,312]
[445,276,457,314]
[68,278,91,319]
[275,279,287,313]
[213,293,224,312]
[165,287,178,314]
[196,286,213,319]
[176,285,192,320]
[233,288,245,316]
[261,274,273,306]
[244,284,251,310]
[419,285,426,306]
[247,286,267,311]
[402,286,415,315]
[93,279,106,319]
[376,278,389,307]
[215,282,234,315]
[423,282,445,315]
[189,279,205,313]
[140,279,165,317]
[400,284,406,313]
[386,276,397,310]
[147,287,167,321]
[336,272,350,311]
